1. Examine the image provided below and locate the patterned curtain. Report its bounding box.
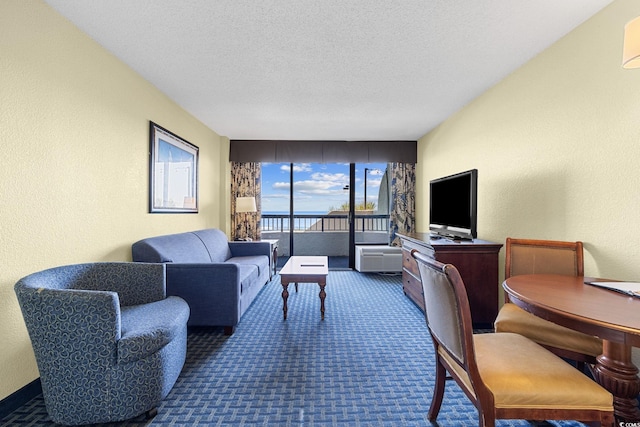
[231,162,261,241]
[388,162,416,246]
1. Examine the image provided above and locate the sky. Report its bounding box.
[261,162,387,213]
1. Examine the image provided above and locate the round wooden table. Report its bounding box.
[503,274,640,422]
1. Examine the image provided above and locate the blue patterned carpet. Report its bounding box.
[2,271,590,426]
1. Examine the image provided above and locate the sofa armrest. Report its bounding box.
[228,241,271,258]
[165,263,242,325]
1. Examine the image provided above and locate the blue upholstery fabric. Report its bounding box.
[192,228,233,262]
[132,229,270,332]
[14,262,190,425]
[129,232,213,263]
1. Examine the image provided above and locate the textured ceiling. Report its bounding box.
[44,0,613,141]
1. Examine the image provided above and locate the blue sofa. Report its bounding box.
[14,262,189,425]
[131,228,271,334]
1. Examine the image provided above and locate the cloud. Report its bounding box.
[271,177,349,196]
[262,193,289,199]
[310,172,348,183]
[280,163,312,173]
[273,182,290,190]
[294,180,344,194]
[367,177,382,187]
[271,171,349,194]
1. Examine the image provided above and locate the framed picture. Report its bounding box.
[149,121,199,213]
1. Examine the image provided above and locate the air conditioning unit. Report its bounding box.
[355,245,402,273]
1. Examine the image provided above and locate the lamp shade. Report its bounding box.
[623,16,640,69]
[236,196,257,213]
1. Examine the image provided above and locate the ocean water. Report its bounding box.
[261,211,343,231]
[260,211,386,232]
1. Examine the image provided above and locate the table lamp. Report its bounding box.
[236,196,257,240]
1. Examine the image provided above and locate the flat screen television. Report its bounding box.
[429,169,477,240]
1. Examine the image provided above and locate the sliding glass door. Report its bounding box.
[354,163,390,247]
[261,162,389,269]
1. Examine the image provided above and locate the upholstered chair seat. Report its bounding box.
[14,262,190,426]
[494,303,603,357]
[442,333,611,411]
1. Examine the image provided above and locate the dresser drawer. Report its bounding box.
[401,249,419,277]
[403,270,425,311]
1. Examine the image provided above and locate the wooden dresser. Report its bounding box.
[398,232,502,328]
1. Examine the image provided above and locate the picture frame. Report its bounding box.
[149,121,199,213]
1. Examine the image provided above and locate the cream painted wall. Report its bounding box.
[0,1,229,400]
[418,0,640,287]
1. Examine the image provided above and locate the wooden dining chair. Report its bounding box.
[411,250,614,427]
[494,238,603,366]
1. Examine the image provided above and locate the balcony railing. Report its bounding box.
[261,213,389,232]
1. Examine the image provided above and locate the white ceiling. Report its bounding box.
[44,0,613,141]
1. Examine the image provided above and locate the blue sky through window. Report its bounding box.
[261,162,386,213]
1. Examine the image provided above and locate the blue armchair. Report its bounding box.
[14,262,190,425]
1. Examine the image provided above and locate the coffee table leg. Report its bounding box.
[281,281,289,320]
[319,280,326,320]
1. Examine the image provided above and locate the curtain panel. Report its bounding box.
[230,162,261,241]
[388,163,416,246]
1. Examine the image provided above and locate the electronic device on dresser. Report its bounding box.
[429,169,477,240]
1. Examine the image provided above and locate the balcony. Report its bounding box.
[261,212,390,259]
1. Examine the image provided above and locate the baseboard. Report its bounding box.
[0,379,42,420]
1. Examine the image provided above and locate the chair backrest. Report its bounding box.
[505,238,584,279]
[411,250,475,371]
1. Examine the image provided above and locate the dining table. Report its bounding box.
[503,274,640,422]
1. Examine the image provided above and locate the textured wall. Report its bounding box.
[417,0,640,285]
[0,1,226,400]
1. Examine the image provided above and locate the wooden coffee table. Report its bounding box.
[279,256,328,320]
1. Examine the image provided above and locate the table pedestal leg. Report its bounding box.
[593,341,640,422]
[281,281,289,320]
[319,280,326,320]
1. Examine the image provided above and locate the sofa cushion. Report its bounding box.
[236,263,259,293]
[228,255,270,277]
[132,233,211,263]
[191,229,233,262]
[118,296,190,364]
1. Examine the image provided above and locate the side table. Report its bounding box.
[261,239,279,279]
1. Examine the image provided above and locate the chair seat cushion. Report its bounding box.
[494,303,602,357]
[474,333,612,410]
[440,333,612,411]
[118,296,190,364]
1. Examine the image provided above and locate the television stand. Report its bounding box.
[398,232,502,328]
